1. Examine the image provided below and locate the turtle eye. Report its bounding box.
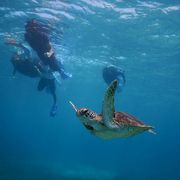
[79,109,88,116]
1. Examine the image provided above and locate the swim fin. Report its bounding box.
[50,104,58,117]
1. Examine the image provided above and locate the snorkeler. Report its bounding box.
[24,19,71,80]
[10,53,41,78]
[5,39,58,117]
[102,65,126,92]
[5,38,41,77]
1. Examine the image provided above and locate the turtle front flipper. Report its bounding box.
[102,80,118,128]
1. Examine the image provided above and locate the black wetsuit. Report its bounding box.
[11,54,40,78]
[37,78,56,105]
[24,19,62,73]
[11,53,57,117]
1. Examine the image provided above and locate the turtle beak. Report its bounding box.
[69,101,78,112]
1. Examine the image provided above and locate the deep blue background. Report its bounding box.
[0,0,180,179]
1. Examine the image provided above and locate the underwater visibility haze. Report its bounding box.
[0,0,180,179]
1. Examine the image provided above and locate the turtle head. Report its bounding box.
[69,101,97,123]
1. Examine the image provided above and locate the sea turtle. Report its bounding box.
[69,80,155,140]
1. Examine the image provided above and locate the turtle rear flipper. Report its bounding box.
[102,80,118,128]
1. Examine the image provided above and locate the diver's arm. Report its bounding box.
[5,38,24,48]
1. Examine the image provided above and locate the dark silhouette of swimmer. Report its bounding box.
[24,19,71,80]
[37,78,57,117]
[6,39,58,117]
[102,65,126,92]
[11,54,58,117]
[11,53,41,78]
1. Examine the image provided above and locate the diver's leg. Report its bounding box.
[48,79,58,117]
[48,58,72,80]
[37,78,47,91]
[49,79,57,104]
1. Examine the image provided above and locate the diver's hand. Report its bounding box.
[44,48,54,58]
[4,38,23,48]
[4,38,17,45]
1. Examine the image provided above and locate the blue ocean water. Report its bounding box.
[0,0,180,179]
